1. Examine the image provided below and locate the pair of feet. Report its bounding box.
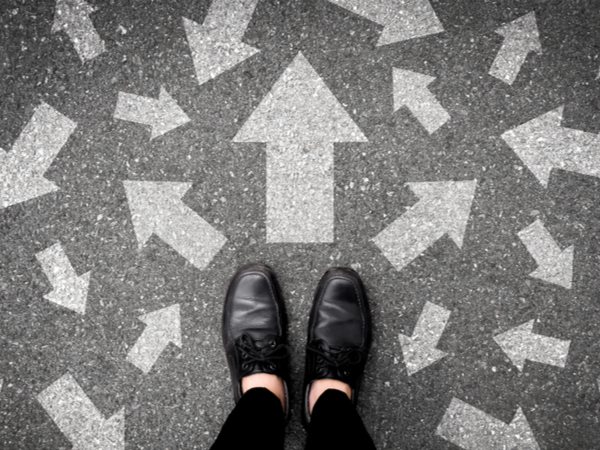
[222,264,372,425]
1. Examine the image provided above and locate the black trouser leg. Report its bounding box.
[306,389,376,450]
[210,387,285,450]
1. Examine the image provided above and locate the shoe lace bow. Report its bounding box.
[236,333,288,373]
[309,340,366,377]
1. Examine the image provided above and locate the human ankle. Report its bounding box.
[308,378,352,414]
[242,373,286,411]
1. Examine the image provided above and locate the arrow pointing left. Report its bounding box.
[36,243,91,314]
[127,304,182,374]
[123,181,227,270]
[52,0,106,62]
[114,86,190,139]
[38,373,124,450]
[1,102,77,209]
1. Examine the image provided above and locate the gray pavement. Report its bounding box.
[2,0,600,448]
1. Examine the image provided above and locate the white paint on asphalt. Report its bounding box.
[518,219,573,289]
[489,12,542,85]
[373,180,477,271]
[399,301,451,375]
[0,102,77,209]
[183,0,260,86]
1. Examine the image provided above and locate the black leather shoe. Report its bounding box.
[222,264,290,419]
[302,267,372,427]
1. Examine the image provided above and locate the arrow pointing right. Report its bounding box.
[373,180,477,271]
[436,398,540,450]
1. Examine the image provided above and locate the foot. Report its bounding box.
[302,267,372,427]
[222,264,290,418]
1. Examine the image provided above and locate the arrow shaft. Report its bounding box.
[36,243,78,287]
[525,334,570,368]
[266,142,334,243]
[405,90,450,133]
[114,92,160,126]
[518,220,561,264]
[203,0,259,41]
[412,301,451,346]
[127,327,171,374]
[560,137,600,178]
[64,18,104,60]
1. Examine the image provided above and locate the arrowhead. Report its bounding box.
[529,245,573,289]
[407,180,477,247]
[496,12,542,53]
[507,407,540,450]
[494,320,535,371]
[399,333,447,375]
[52,0,97,32]
[376,0,444,46]
[122,181,192,247]
[138,304,182,347]
[72,408,125,450]
[234,52,367,143]
[0,168,59,208]
[44,271,90,314]
[151,87,190,139]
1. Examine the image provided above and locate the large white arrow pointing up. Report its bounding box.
[373,180,477,271]
[114,86,190,139]
[38,373,124,450]
[489,12,542,85]
[518,219,573,289]
[127,304,182,374]
[233,52,367,243]
[183,0,260,86]
[436,398,540,450]
[36,243,90,314]
[123,181,227,270]
[393,69,450,134]
[502,106,599,186]
[399,301,451,375]
[1,102,77,209]
[494,320,571,371]
[52,0,106,62]
[328,0,444,46]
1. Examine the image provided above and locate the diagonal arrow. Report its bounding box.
[38,373,124,450]
[127,304,182,374]
[494,320,571,371]
[436,398,540,450]
[399,301,451,375]
[183,0,260,86]
[328,0,444,46]
[114,86,190,139]
[393,69,450,134]
[518,219,573,289]
[501,106,599,187]
[373,180,477,271]
[489,12,542,85]
[36,243,91,314]
[233,52,367,243]
[123,181,227,270]
[0,102,77,209]
[52,0,106,62]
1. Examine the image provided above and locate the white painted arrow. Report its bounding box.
[502,106,599,186]
[494,319,570,371]
[233,52,367,243]
[127,304,182,374]
[489,12,542,85]
[123,181,227,270]
[183,0,260,86]
[328,0,443,46]
[393,69,449,134]
[52,0,106,62]
[38,373,124,450]
[114,87,190,139]
[518,219,573,289]
[399,301,451,375]
[436,398,540,450]
[36,243,90,314]
[1,102,77,209]
[373,180,477,271]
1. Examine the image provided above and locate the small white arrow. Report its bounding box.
[436,398,540,450]
[518,219,573,289]
[38,373,124,450]
[489,12,542,85]
[123,181,227,270]
[114,86,190,139]
[127,304,182,374]
[1,102,77,209]
[399,301,451,375]
[502,106,599,187]
[36,243,90,314]
[183,0,260,86]
[373,180,477,271]
[494,319,570,371]
[52,0,106,62]
[393,69,450,134]
[328,0,443,46]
